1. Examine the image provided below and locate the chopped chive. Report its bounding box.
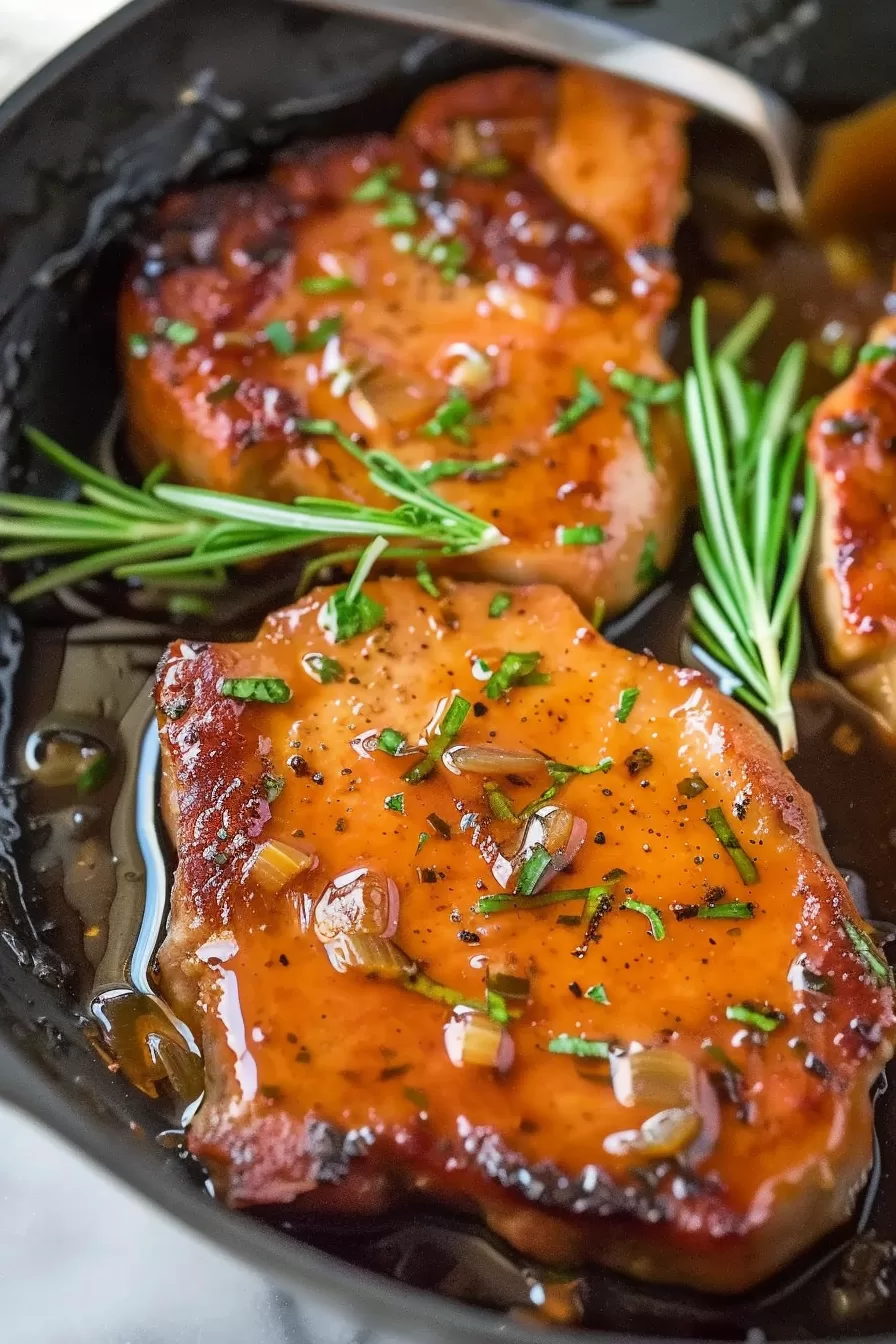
[677,774,707,798]
[405,969,503,1021]
[704,806,759,885]
[516,844,552,897]
[415,560,440,598]
[549,369,603,436]
[608,369,681,406]
[488,592,512,619]
[352,165,400,201]
[301,653,345,684]
[473,887,601,916]
[557,524,605,546]
[841,917,891,985]
[318,536,387,643]
[485,651,546,700]
[584,983,609,1004]
[421,389,475,444]
[402,694,471,784]
[620,897,665,940]
[220,676,291,703]
[602,868,626,883]
[76,752,111,795]
[703,1042,742,1075]
[206,376,241,404]
[696,901,754,920]
[615,687,640,723]
[427,812,452,840]
[488,971,530,1000]
[415,832,429,854]
[417,455,504,485]
[377,728,406,756]
[484,782,516,820]
[385,792,405,813]
[264,321,296,356]
[128,333,150,359]
[624,399,655,470]
[726,1002,785,1032]
[300,275,356,294]
[375,193,418,229]
[296,314,343,353]
[636,532,662,586]
[163,320,199,346]
[547,1036,611,1059]
[857,342,896,365]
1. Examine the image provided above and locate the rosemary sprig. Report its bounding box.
[0,426,504,602]
[685,297,818,757]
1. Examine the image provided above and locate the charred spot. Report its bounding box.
[625,747,653,776]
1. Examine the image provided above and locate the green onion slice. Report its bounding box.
[220,676,291,703]
[620,897,665,940]
[704,806,759,885]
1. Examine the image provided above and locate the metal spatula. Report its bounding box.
[302,0,806,226]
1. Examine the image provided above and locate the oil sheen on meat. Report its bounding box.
[121,67,690,618]
[154,578,895,1293]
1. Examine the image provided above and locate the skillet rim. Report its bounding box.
[0,3,892,1340]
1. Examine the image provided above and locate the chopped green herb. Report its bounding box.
[585,983,609,1005]
[488,971,530,1001]
[264,321,296,356]
[828,341,854,376]
[703,1042,742,1075]
[352,165,401,201]
[296,314,343,353]
[422,389,475,445]
[557,524,605,546]
[620,898,665,940]
[474,887,604,916]
[163,320,199,346]
[608,369,681,405]
[415,560,440,598]
[402,693,471,784]
[467,155,510,177]
[547,1036,611,1059]
[591,596,606,629]
[696,901,754,920]
[377,728,406,756]
[262,774,285,803]
[301,653,345,684]
[427,812,452,840]
[857,342,896,365]
[385,792,405,813]
[206,376,241,404]
[220,677,292,703]
[636,532,662,586]
[77,752,111,795]
[416,233,469,281]
[485,651,546,700]
[128,333,150,359]
[484,782,516,820]
[615,687,640,723]
[299,275,356,294]
[677,774,708,798]
[704,806,759,885]
[318,536,387,644]
[727,1002,784,1033]
[404,969,504,1020]
[625,399,655,470]
[417,456,505,485]
[515,844,552,897]
[488,592,512,619]
[841,917,891,985]
[376,192,418,229]
[549,369,603,436]
[415,832,429,854]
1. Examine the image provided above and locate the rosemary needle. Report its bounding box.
[0,425,504,602]
[685,297,817,757]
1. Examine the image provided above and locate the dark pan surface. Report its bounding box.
[0,2,895,1340]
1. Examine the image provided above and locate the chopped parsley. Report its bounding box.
[301,653,345,684]
[488,592,512,619]
[299,275,356,294]
[727,1002,785,1033]
[615,687,640,722]
[704,806,759,885]
[549,369,603,436]
[402,693,471,784]
[548,1036,611,1059]
[377,728,406,756]
[421,389,475,444]
[557,524,605,546]
[385,792,405,813]
[219,676,292,703]
[485,651,548,700]
[620,898,665,940]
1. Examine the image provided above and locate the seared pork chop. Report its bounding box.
[123,68,690,618]
[808,315,896,725]
[155,578,894,1293]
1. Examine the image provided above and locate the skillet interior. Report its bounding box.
[0,1,895,1339]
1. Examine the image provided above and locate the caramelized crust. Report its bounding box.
[155,579,894,1293]
[808,315,896,723]
[122,68,690,618]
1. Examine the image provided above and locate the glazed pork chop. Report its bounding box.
[155,577,894,1293]
[808,315,896,726]
[122,67,690,618]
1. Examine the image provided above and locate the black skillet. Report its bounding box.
[0,1,894,1340]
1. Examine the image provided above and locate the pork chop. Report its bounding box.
[122,67,690,618]
[807,314,896,726]
[155,577,894,1293]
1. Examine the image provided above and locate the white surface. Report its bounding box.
[0,0,123,101]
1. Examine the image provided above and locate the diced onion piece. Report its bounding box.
[610,1047,696,1111]
[444,343,493,393]
[443,743,545,776]
[325,932,414,978]
[313,866,399,943]
[250,840,316,896]
[444,1010,515,1072]
[603,1107,702,1159]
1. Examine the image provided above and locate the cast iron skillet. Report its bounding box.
[0,2,894,1340]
